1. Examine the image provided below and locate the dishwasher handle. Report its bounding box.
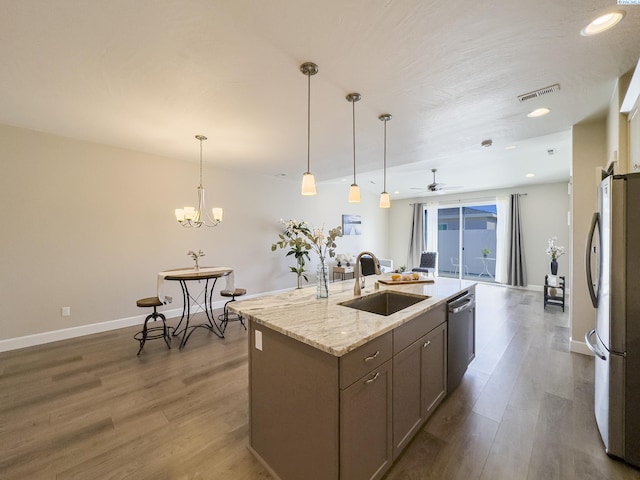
[448,294,475,314]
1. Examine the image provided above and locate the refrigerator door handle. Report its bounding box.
[585,212,600,308]
[585,329,606,360]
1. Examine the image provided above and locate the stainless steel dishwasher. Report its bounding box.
[447,289,476,392]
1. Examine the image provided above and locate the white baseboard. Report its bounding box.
[570,338,593,356]
[0,289,284,353]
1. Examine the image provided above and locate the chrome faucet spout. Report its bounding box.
[354,251,381,296]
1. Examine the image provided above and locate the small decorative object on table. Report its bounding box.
[482,248,491,258]
[188,249,205,270]
[545,236,565,275]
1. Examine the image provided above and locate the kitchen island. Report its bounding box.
[229,276,476,480]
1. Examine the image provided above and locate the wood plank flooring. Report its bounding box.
[1,285,639,479]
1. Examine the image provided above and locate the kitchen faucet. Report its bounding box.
[353,251,381,296]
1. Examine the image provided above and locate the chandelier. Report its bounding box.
[174,135,223,227]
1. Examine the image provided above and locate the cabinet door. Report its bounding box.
[393,322,447,459]
[392,339,423,458]
[422,322,447,418]
[340,360,393,480]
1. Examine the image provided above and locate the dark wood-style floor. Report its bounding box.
[1,285,639,480]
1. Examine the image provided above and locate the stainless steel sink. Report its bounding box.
[338,291,430,316]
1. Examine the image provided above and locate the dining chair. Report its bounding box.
[412,252,437,276]
[450,257,469,276]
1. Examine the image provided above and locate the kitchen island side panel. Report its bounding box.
[249,321,340,480]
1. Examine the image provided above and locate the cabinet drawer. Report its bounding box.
[393,303,446,354]
[340,332,392,389]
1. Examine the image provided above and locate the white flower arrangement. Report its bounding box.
[545,237,565,261]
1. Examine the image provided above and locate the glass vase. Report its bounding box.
[317,260,329,299]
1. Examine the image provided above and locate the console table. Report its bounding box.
[332,266,355,282]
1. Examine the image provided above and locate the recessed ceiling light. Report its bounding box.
[528,107,550,118]
[505,145,516,150]
[526,173,535,178]
[394,191,400,195]
[581,11,625,36]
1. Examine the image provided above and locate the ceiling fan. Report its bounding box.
[411,169,461,193]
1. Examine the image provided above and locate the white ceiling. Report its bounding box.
[1,1,639,199]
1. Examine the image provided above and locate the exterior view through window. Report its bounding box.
[427,204,497,281]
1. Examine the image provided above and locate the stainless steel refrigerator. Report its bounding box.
[585,172,640,466]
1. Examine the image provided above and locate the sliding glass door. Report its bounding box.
[436,203,497,281]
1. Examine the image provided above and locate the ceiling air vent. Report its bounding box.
[518,84,560,103]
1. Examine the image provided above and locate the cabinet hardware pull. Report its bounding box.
[365,372,380,384]
[364,351,380,362]
[423,340,431,348]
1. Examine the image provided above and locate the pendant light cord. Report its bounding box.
[307,71,311,173]
[352,99,356,184]
[383,119,387,191]
[199,137,203,187]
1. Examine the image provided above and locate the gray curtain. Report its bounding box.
[407,203,424,269]
[507,194,527,286]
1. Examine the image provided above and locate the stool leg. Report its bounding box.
[220,298,233,333]
[157,310,171,349]
[137,314,153,355]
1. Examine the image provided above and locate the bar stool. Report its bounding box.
[134,297,171,355]
[218,288,247,333]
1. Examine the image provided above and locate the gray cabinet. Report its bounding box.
[392,321,447,458]
[248,300,450,480]
[340,359,393,480]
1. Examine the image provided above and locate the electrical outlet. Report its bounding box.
[61,306,71,317]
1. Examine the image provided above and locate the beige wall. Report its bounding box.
[570,119,606,354]
[607,72,633,174]
[0,124,388,349]
[570,70,635,355]
[388,182,570,287]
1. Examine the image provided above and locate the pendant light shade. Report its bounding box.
[349,184,361,203]
[379,114,392,209]
[300,62,318,195]
[347,93,361,203]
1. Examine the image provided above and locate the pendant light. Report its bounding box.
[300,62,318,195]
[347,93,361,203]
[174,135,224,227]
[379,114,392,209]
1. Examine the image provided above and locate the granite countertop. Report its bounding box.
[228,275,475,357]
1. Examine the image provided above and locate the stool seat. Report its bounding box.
[134,296,171,355]
[221,288,247,297]
[136,297,163,308]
